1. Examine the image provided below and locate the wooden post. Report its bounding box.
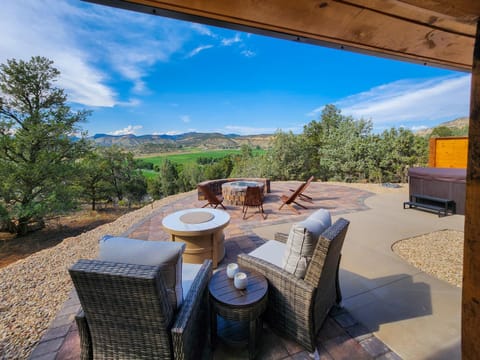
[462,19,480,359]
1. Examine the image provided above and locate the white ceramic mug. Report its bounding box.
[226,263,239,279]
[234,272,248,290]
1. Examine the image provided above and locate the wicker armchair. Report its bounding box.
[69,259,212,360]
[237,218,349,352]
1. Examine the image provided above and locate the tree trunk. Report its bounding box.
[8,218,45,235]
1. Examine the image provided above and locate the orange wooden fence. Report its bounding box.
[428,136,468,168]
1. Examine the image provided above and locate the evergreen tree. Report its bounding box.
[148,159,179,199]
[0,56,89,234]
[76,151,111,210]
[98,146,147,206]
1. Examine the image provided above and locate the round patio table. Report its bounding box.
[221,181,265,206]
[209,268,268,360]
[162,208,230,268]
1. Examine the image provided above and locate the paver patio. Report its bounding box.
[31,182,404,359]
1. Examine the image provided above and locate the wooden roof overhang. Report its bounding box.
[85,0,479,72]
[83,1,480,358]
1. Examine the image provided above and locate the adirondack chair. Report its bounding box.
[279,182,307,214]
[197,184,226,210]
[289,175,314,203]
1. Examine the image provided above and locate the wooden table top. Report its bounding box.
[209,268,267,307]
[162,208,230,236]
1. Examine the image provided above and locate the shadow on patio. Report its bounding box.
[33,181,410,359]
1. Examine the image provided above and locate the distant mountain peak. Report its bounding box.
[88,131,273,153]
[415,117,468,136]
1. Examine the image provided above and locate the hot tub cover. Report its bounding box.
[408,167,466,183]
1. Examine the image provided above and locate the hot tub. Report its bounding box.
[221,181,265,206]
[408,167,466,215]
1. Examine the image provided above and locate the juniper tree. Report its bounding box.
[0,56,89,234]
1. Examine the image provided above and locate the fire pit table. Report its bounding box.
[221,181,265,206]
[162,208,230,268]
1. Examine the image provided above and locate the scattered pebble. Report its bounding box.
[0,193,188,359]
[392,229,463,288]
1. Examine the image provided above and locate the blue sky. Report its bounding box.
[0,0,471,136]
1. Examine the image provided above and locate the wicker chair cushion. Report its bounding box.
[182,263,202,299]
[282,209,331,278]
[99,236,185,309]
[248,239,285,267]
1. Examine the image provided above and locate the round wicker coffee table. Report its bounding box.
[209,268,268,359]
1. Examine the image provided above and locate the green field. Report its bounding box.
[141,169,158,180]
[139,149,265,168]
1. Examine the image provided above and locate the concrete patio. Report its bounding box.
[30,181,463,359]
[253,188,464,360]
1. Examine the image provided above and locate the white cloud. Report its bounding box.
[191,23,217,38]
[0,0,195,106]
[0,0,116,107]
[180,115,191,123]
[222,33,242,46]
[320,75,471,126]
[186,45,214,58]
[79,6,189,95]
[109,125,143,135]
[223,125,278,135]
[241,50,256,58]
[117,98,141,107]
[411,125,428,131]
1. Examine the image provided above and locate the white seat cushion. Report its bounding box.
[99,236,185,309]
[282,209,332,278]
[248,239,285,268]
[182,263,202,300]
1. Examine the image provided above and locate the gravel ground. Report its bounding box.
[0,193,187,360]
[392,229,464,288]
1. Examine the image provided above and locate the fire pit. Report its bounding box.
[221,181,265,206]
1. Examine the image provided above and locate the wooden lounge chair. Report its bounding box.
[242,186,266,219]
[289,175,314,203]
[69,258,213,360]
[238,218,350,353]
[197,184,226,210]
[279,181,307,214]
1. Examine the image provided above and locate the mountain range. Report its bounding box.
[89,132,274,152]
[415,117,468,136]
[87,117,469,152]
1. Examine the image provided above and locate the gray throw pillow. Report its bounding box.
[282,209,331,278]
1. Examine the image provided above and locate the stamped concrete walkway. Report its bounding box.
[31,181,427,359]
[252,190,464,360]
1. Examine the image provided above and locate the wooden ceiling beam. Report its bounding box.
[397,0,480,19]
[339,0,476,36]
[84,0,474,71]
